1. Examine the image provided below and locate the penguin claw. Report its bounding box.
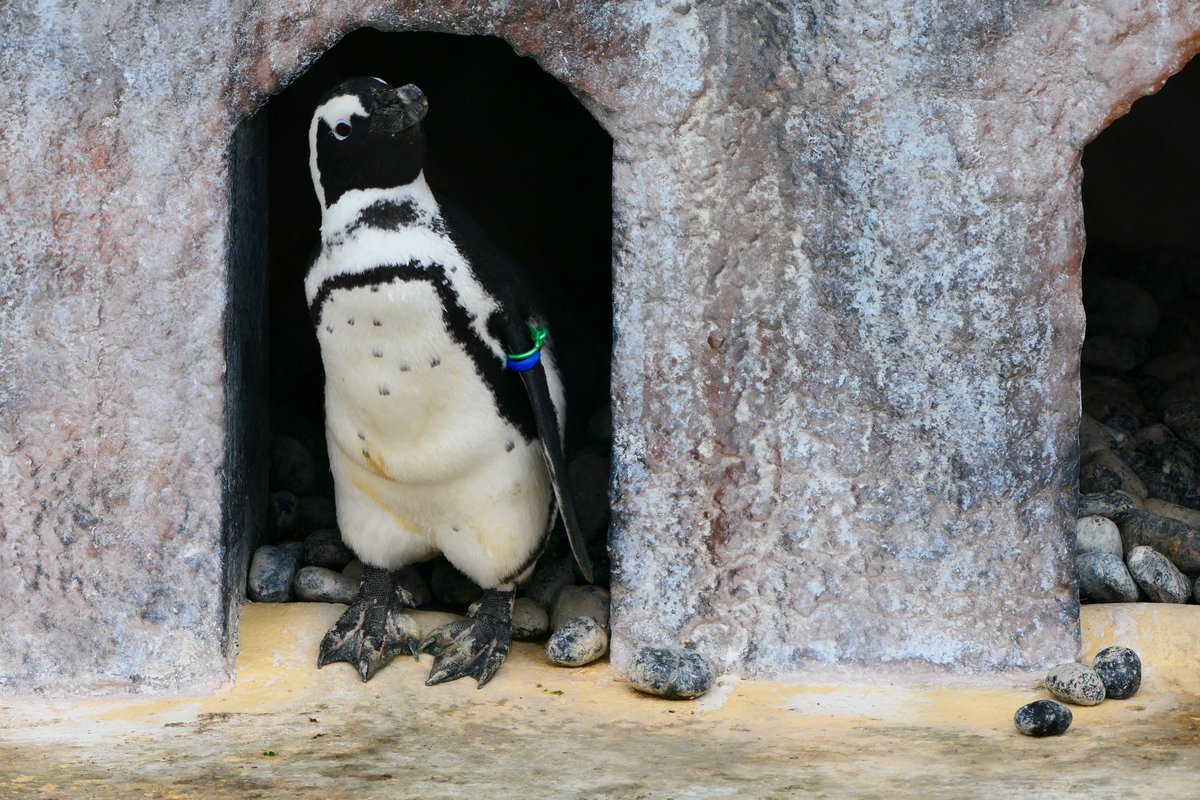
[317,567,420,682]
[420,588,514,688]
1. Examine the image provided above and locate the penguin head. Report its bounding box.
[309,77,429,209]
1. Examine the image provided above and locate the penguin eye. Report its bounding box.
[333,120,353,140]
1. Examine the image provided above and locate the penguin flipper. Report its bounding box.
[506,322,594,585]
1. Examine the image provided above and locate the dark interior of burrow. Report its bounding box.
[254,30,614,616]
[1077,54,1200,603]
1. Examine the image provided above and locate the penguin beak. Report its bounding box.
[377,84,428,134]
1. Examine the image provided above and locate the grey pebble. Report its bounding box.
[1044,662,1106,706]
[1075,552,1139,602]
[247,542,305,602]
[1077,490,1140,521]
[430,559,482,606]
[1014,699,1072,737]
[298,496,337,535]
[1079,449,1148,500]
[626,646,716,700]
[1126,546,1192,603]
[546,617,608,667]
[524,557,576,610]
[293,565,357,604]
[303,528,355,570]
[1091,646,1141,700]
[1075,516,1123,558]
[269,435,316,496]
[511,597,550,641]
[551,585,610,632]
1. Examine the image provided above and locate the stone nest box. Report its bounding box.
[2,1,1199,694]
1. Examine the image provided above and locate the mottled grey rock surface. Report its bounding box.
[1118,510,1200,571]
[293,566,356,604]
[1092,646,1141,700]
[1045,663,1107,707]
[1075,553,1139,603]
[1125,546,1192,603]
[2,0,1199,692]
[1074,516,1123,558]
[1013,700,1073,737]
[626,646,716,700]
[546,617,608,667]
[248,544,305,603]
[550,585,610,632]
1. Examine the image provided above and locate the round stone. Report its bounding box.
[545,617,608,667]
[247,542,305,603]
[1126,546,1192,603]
[1074,516,1123,558]
[1091,646,1141,700]
[303,528,354,570]
[1014,699,1073,737]
[625,646,716,700]
[1044,662,1106,706]
[550,585,610,632]
[511,597,549,641]
[293,566,356,604]
[1075,552,1139,603]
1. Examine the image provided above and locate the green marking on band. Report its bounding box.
[507,324,549,361]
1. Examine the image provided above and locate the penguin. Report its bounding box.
[304,76,592,687]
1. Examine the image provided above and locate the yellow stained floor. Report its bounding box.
[1,602,1198,799]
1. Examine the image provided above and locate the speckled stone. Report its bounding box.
[1075,552,1139,603]
[1075,516,1123,558]
[511,597,550,641]
[1118,510,1200,571]
[546,617,608,667]
[625,646,716,700]
[551,585,611,632]
[303,528,355,571]
[1080,414,1125,458]
[1079,449,1148,500]
[293,566,356,604]
[1044,663,1106,707]
[1091,646,1141,700]
[430,560,482,606]
[269,436,317,496]
[1126,546,1192,603]
[1077,490,1142,521]
[247,543,305,603]
[1013,700,1073,737]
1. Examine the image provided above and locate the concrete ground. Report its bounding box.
[1,603,1197,799]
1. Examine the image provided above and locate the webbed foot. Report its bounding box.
[317,565,420,682]
[421,587,515,688]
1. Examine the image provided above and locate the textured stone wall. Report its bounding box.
[1,0,1198,692]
